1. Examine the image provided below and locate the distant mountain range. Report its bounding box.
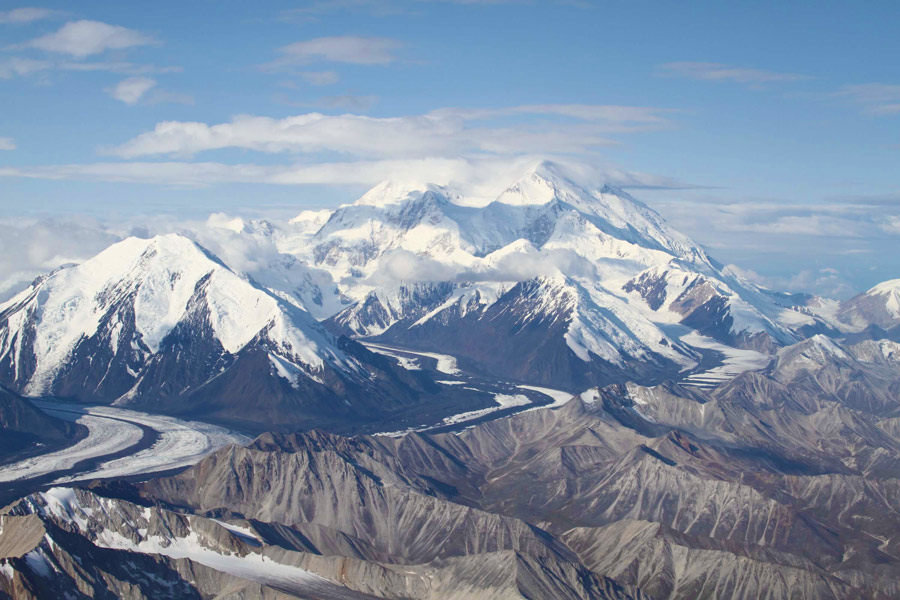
[1,161,895,429]
[2,160,900,599]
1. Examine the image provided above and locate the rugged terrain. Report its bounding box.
[0,235,467,432]
[0,161,891,427]
[3,334,900,598]
[1,161,900,598]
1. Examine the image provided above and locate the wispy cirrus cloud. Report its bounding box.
[273,91,377,111]
[296,70,340,86]
[834,83,900,116]
[270,36,404,67]
[0,7,61,25]
[0,57,180,79]
[644,189,900,297]
[103,104,671,159]
[0,156,701,193]
[658,61,812,88]
[0,56,50,78]
[3,19,181,102]
[278,0,414,21]
[649,192,900,253]
[16,19,156,57]
[430,104,672,125]
[725,263,858,299]
[276,0,528,22]
[60,61,181,75]
[0,137,15,150]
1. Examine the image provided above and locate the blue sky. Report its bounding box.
[0,0,898,297]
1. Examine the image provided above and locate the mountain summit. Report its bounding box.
[0,162,884,424]
[0,234,427,429]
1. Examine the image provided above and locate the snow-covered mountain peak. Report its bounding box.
[494,160,589,207]
[837,277,900,330]
[288,208,334,233]
[0,233,354,398]
[775,334,851,375]
[353,179,451,207]
[868,278,900,294]
[207,214,277,237]
[529,272,572,291]
[867,279,900,317]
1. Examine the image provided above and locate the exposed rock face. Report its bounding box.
[3,335,900,598]
[4,164,898,436]
[3,163,900,598]
[339,277,693,390]
[311,163,825,384]
[0,235,445,432]
[0,484,643,600]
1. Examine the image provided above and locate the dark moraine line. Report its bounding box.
[0,408,159,507]
[359,342,562,434]
[425,388,559,434]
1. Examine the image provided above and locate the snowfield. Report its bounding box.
[517,385,574,409]
[362,342,460,374]
[360,343,422,370]
[37,488,353,599]
[0,401,249,484]
[679,332,771,388]
[96,529,332,595]
[436,393,531,427]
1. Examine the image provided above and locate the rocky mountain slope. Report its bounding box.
[838,279,900,341]
[0,161,886,427]
[298,161,839,385]
[3,334,900,599]
[0,234,443,431]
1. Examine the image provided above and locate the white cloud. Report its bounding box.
[298,70,340,86]
[0,7,59,24]
[0,56,51,78]
[106,104,670,159]
[725,264,857,299]
[881,215,900,234]
[0,161,280,187]
[21,19,155,57]
[278,0,528,21]
[363,249,460,286]
[362,245,598,288]
[658,62,811,86]
[0,216,122,302]
[61,61,181,75]
[273,36,403,66]
[110,76,156,105]
[0,137,15,150]
[835,83,900,116]
[0,57,180,79]
[652,195,899,239]
[0,156,701,199]
[432,104,670,124]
